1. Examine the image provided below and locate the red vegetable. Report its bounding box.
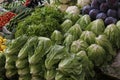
[0,12,16,29]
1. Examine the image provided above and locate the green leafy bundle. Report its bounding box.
[15,6,65,38]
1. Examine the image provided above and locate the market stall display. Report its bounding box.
[0,0,120,80]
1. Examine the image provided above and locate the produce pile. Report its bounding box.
[0,12,16,29]
[15,6,64,38]
[82,0,120,25]
[0,0,120,80]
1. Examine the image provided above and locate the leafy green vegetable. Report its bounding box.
[5,56,17,70]
[5,35,28,55]
[5,63,16,70]
[18,67,30,76]
[80,31,96,45]
[45,45,67,69]
[66,24,82,40]
[76,14,91,30]
[16,59,28,69]
[15,6,64,38]
[70,40,89,53]
[58,51,95,80]
[31,75,43,80]
[18,36,38,59]
[30,64,42,74]
[55,72,64,80]
[29,37,52,64]
[55,72,77,80]
[45,69,56,80]
[26,24,42,36]
[58,54,82,75]
[87,44,106,66]
[104,24,120,48]
[19,75,31,80]
[61,19,73,33]
[6,69,18,79]
[30,62,45,80]
[29,37,52,79]
[5,55,17,65]
[95,35,116,61]
[86,19,105,36]
[76,51,95,78]
[51,30,63,45]
[4,35,28,79]
[63,34,75,52]
[30,60,44,78]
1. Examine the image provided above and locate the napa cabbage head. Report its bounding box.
[61,19,73,33]
[86,19,105,36]
[95,35,116,61]
[70,40,89,53]
[80,31,96,45]
[67,24,82,40]
[76,14,91,30]
[45,45,67,69]
[87,44,106,66]
[104,24,120,48]
[51,30,63,45]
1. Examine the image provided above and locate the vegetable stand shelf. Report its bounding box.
[0,0,120,80]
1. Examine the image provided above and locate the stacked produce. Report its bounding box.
[17,36,38,80]
[5,35,28,79]
[0,12,16,29]
[0,0,120,80]
[3,35,95,80]
[45,45,68,80]
[2,10,119,80]
[29,37,52,80]
[82,0,120,25]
